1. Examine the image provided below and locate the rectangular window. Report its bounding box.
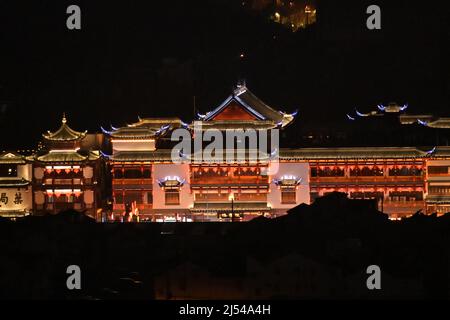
[389,167,422,176]
[388,191,423,201]
[350,191,384,200]
[55,195,68,203]
[281,188,296,204]
[0,165,18,177]
[195,193,229,202]
[146,192,153,204]
[318,167,346,177]
[124,192,143,204]
[143,169,151,178]
[428,166,449,175]
[350,167,383,177]
[165,189,180,205]
[115,193,124,204]
[116,168,152,179]
[124,169,143,179]
[234,193,267,202]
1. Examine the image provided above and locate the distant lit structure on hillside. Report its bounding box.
[243,0,317,31]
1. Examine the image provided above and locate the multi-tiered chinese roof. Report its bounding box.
[35,114,99,164]
[196,84,297,129]
[42,114,87,141]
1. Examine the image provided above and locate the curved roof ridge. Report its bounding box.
[43,114,87,141]
[202,85,296,127]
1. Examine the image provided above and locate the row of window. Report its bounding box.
[349,191,384,199]
[311,168,345,177]
[114,169,151,179]
[195,193,268,202]
[111,187,448,207]
[389,168,422,176]
[111,166,447,181]
[114,190,296,206]
[115,192,153,204]
[313,191,424,201]
[310,167,423,177]
[47,195,81,203]
[428,166,450,175]
[115,191,179,206]
[388,192,424,201]
[348,191,423,201]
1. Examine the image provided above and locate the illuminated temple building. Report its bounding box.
[31,115,105,219]
[1,85,450,221]
[101,84,450,221]
[104,84,304,222]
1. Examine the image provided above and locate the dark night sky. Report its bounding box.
[0,0,449,149]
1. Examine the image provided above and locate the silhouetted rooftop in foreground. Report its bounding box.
[1,192,449,299]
